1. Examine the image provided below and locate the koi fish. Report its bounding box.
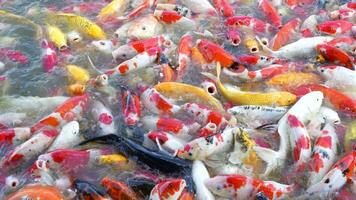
[306,151,356,197]
[127,15,163,40]
[225,16,273,34]
[101,177,139,200]
[66,64,90,84]
[271,18,301,50]
[203,63,297,106]
[197,122,218,137]
[67,83,86,96]
[317,65,356,92]
[54,13,106,39]
[309,123,338,186]
[142,116,199,139]
[196,39,238,68]
[98,0,127,21]
[0,129,58,170]
[228,105,287,129]
[259,0,281,28]
[46,24,67,51]
[156,3,192,18]
[200,80,217,96]
[258,36,333,59]
[192,160,214,200]
[31,94,89,133]
[105,46,160,76]
[307,106,340,139]
[180,0,216,15]
[223,63,291,82]
[149,179,186,200]
[254,91,323,175]
[117,0,156,21]
[212,0,234,17]
[66,30,82,44]
[91,100,116,135]
[140,87,181,115]
[121,87,141,126]
[316,20,354,35]
[112,36,167,61]
[205,174,293,199]
[326,37,355,53]
[243,36,260,53]
[236,54,278,67]
[47,121,81,151]
[316,45,354,70]
[226,28,242,46]
[92,40,115,54]
[287,114,311,170]
[0,48,28,64]
[5,184,67,200]
[154,10,196,29]
[0,127,31,146]
[176,34,193,79]
[293,84,356,116]
[182,102,227,130]
[41,40,58,72]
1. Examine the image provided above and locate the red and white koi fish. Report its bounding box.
[259,0,281,28]
[236,54,279,67]
[36,149,108,172]
[329,9,355,22]
[258,36,333,59]
[228,105,287,129]
[0,127,31,146]
[270,18,301,51]
[180,0,216,15]
[309,123,338,186]
[146,131,185,155]
[212,0,234,17]
[142,116,199,140]
[91,40,115,55]
[127,15,163,40]
[223,63,291,82]
[31,94,89,134]
[254,91,323,175]
[205,174,294,199]
[156,3,192,18]
[306,151,356,197]
[149,179,186,200]
[154,10,196,29]
[196,39,238,68]
[317,65,356,93]
[105,47,160,76]
[326,37,355,54]
[226,28,242,46]
[0,48,28,64]
[285,0,313,9]
[91,100,116,135]
[287,114,311,170]
[176,34,193,79]
[141,88,181,115]
[121,87,141,126]
[47,121,81,152]
[316,44,354,70]
[192,160,214,200]
[182,103,227,130]
[307,106,340,139]
[176,127,234,161]
[41,40,57,72]
[112,36,167,61]
[316,20,354,35]
[293,84,356,116]
[225,16,273,34]
[197,122,218,137]
[0,129,58,170]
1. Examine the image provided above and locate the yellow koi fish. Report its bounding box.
[203,62,297,106]
[66,64,90,84]
[154,82,225,113]
[46,24,67,50]
[98,0,127,20]
[344,121,356,152]
[267,72,322,91]
[54,13,106,39]
[0,10,43,39]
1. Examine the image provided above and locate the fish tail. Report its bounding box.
[253,146,284,176]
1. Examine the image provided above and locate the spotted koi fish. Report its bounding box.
[149,179,186,200]
[141,88,181,115]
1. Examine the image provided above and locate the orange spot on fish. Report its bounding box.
[118,64,129,74]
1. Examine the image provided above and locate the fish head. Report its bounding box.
[153,179,186,199]
[112,45,137,61]
[128,15,162,40]
[277,92,297,106]
[306,168,346,196]
[92,40,113,54]
[205,175,247,198]
[319,107,340,125]
[176,138,205,160]
[226,29,241,46]
[67,31,82,44]
[60,121,80,137]
[317,65,337,78]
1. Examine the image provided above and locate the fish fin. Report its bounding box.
[205,153,226,168]
[201,72,217,83]
[216,62,222,80]
[87,55,103,74]
[253,146,282,175]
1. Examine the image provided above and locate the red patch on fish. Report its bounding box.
[118,64,129,74]
[287,114,304,128]
[207,112,223,126]
[160,11,182,23]
[157,118,184,134]
[42,129,58,138]
[248,71,257,78]
[311,153,324,173]
[315,136,332,148]
[226,175,247,190]
[0,129,15,144]
[99,113,113,125]
[293,136,310,161]
[151,92,173,113]
[9,153,24,163]
[159,179,183,199]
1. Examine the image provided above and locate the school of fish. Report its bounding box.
[0,0,355,199]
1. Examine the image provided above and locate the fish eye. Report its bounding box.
[142,26,146,30]
[114,33,119,38]
[320,69,324,73]
[324,178,330,184]
[251,47,258,52]
[100,41,105,45]
[122,54,126,58]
